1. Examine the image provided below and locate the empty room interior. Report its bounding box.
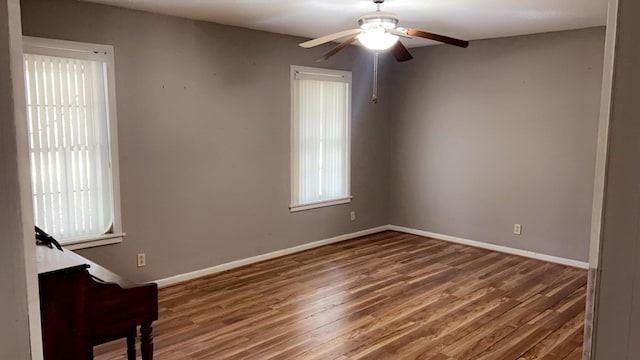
[4,0,640,359]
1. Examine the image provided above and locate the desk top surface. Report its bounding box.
[36,244,141,288]
[36,245,89,275]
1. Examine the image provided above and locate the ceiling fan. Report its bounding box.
[298,0,469,62]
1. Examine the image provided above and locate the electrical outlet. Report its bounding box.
[137,253,146,267]
[513,224,522,235]
[350,211,356,221]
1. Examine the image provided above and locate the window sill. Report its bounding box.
[62,233,125,250]
[290,197,352,212]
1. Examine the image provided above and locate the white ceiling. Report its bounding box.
[84,0,608,48]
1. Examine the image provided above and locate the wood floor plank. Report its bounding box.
[93,231,586,360]
[518,311,585,359]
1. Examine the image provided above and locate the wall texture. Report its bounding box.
[592,0,640,357]
[388,28,605,262]
[20,0,393,282]
[0,0,38,358]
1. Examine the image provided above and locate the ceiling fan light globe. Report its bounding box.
[358,31,399,50]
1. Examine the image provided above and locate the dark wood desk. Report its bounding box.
[37,245,158,360]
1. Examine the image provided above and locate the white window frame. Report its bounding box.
[23,36,124,250]
[290,65,352,212]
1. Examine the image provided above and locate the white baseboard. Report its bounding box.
[154,224,588,288]
[387,225,588,269]
[153,226,389,288]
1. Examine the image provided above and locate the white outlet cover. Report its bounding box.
[137,253,146,267]
[514,224,522,235]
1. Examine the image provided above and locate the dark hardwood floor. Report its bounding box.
[95,231,586,359]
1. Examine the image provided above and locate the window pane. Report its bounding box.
[291,67,351,208]
[24,53,114,241]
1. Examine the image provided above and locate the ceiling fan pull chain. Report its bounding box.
[372,52,379,104]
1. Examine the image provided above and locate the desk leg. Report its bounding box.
[127,328,136,360]
[140,323,154,360]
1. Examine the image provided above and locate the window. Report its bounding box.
[23,37,123,249]
[290,66,352,212]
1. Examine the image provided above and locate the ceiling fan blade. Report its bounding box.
[317,36,358,62]
[385,28,412,39]
[406,28,469,48]
[390,41,413,62]
[299,29,362,48]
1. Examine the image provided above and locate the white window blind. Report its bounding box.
[291,66,351,211]
[24,50,114,242]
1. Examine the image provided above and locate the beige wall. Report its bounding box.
[0,0,38,358]
[592,0,640,357]
[20,0,393,282]
[387,28,605,262]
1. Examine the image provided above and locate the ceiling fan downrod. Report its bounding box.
[374,0,383,12]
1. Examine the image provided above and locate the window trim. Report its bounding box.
[289,197,353,213]
[23,36,124,249]
[289,65,352,212]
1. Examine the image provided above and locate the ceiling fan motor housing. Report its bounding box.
[357,12,399,30]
